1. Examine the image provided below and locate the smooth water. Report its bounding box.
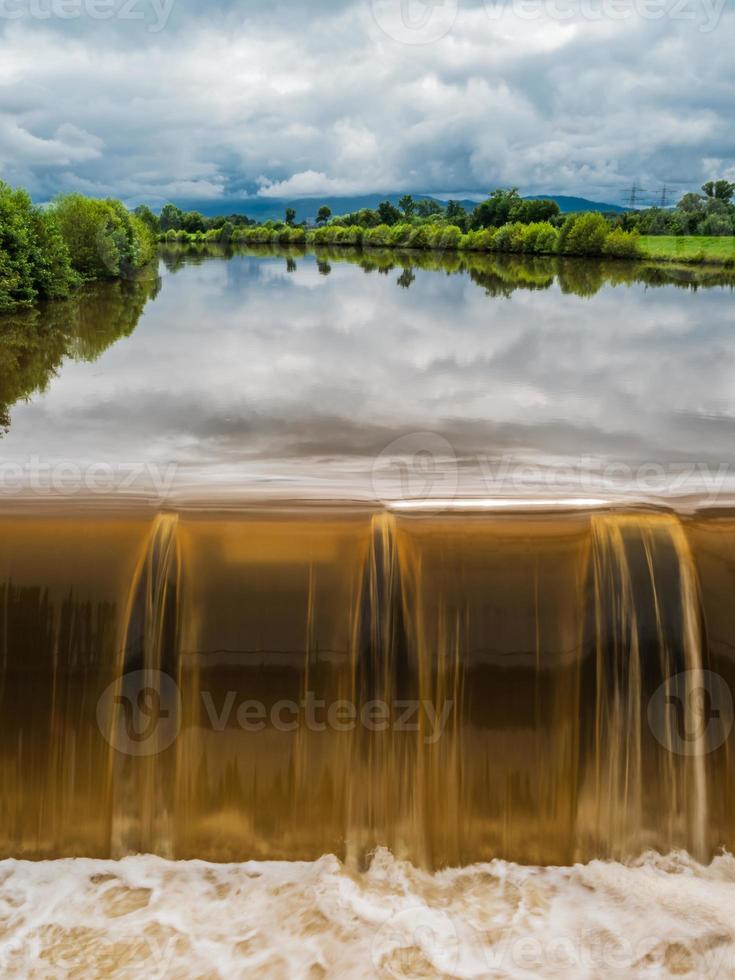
[1,247,734,503]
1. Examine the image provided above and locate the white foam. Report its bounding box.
[1,848,734,978]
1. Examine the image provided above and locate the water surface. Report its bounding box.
[2,247,734,504]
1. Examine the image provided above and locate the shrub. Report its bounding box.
[0,182,77,311]
[407,225,430,248]
[603,228,642,259]
[533,222,559,254]
[492,222,526,253]
[431,225,462,250]
[388,223,412,247]
[363,224,391,247]
[462,229,494,250]
[521,221,559,254]
[51,193,157,278]
[560,212,609,256]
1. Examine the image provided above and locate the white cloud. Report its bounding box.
[0,3,732,206]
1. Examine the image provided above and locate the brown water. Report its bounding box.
[2,248,735,974]
[1,503,733,868]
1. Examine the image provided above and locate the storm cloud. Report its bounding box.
[0,0,732,206]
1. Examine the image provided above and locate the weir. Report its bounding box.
[0,506,732,868]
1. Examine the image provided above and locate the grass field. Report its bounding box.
[639,235,735,264]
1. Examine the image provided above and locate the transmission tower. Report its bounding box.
[626,181,646,209]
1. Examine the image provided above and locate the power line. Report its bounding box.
[626,181,647,209]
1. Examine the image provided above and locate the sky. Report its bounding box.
[0,0,733,208]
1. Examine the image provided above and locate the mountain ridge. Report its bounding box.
[160,193,627,222]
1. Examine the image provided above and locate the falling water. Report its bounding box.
[0,505,731,867]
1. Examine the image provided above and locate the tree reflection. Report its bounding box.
[0,276,160,433]
[169,242,735,297]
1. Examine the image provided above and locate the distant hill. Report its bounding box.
[523,195,627,214]
[168,192,626,222]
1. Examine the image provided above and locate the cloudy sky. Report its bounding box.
[0,0,732,208]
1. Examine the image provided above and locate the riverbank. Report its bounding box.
[161,221,735,267]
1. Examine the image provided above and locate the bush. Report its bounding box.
[460,229,494,250]
[51,193,157,278]
[699,214,733,236]
[387,223,411,247]
[407,225,430,248]
[521,221,559,254]
[430,225,463,250]
[0,182,77,311]
[603,228,642,259]
[363,224,391,247]
[534,223,559,254]
[560,212,609,256]
[492,222,526,253]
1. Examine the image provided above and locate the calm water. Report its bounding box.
[1,246,734,504]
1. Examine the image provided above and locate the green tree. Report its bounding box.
[702,180,735,203]
[182,210,206,234]
[515,198,560,223]
[51,194,156,280]
[316,205,332,225]
[470,188,522,229]
[415,198,443,219]
[0,182,77,311]
[377,201,402,225]
[398,195,415,218]
[445,200,467,230]
[159,203,183,232]
[134,204,161,235]
[285,207,297,226]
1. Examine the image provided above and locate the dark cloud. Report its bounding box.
[0,0,732,206]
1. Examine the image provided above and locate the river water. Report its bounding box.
[1,247,734,977]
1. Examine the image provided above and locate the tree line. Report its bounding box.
[3,180,733,315]
[620,181,735,237]
[153,183,735,247]
[160,202,642,260]
[1,183,157,313]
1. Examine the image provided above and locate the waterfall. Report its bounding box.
[0,506,729,866]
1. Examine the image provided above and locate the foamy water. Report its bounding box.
[0,849,733,978]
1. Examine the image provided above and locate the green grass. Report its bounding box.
[639,235,735,264]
